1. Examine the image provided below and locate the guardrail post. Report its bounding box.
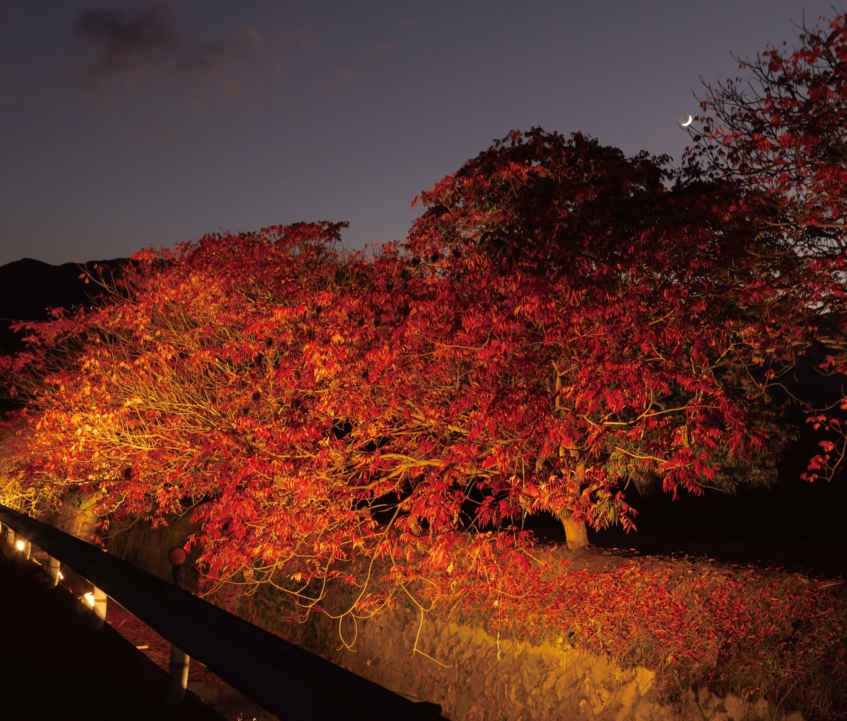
[1,527,11,558]
[48,556,61,587]
[164,645,190,704]
[88,586,107,630]
[2,526,11,558]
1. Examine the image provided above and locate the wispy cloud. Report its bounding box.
[317,42,393,93]
[77,5,181,74]
[76,4,282,109]
[319,66,356,93]
[74,4,401,113]
[274,26,326,54]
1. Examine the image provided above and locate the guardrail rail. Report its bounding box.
[0,504,445,721]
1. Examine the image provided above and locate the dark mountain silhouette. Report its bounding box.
[0,257,125,356]
[0,257,126,415]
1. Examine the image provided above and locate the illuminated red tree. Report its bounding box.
[1,223,535,609]
[0,130,809,612]
[0,223,411,600]
[685,12,847,259]
[684,11,847,480]
[398,129,801,548]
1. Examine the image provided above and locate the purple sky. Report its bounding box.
[0,0,839,265]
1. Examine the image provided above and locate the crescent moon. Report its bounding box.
[681,114,693,127]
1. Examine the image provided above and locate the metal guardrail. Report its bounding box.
[0,505,445,721]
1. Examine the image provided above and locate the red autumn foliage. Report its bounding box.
[419,552,847,719]
[0,129,808,604]
[1,11,847,717]
[398,129,808,542]
[685,13,847,258]
[685,10,847,481]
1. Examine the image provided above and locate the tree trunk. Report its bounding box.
[560,513,589,550]
[56,488,101,542]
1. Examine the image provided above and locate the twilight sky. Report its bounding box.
[0,0,840,266]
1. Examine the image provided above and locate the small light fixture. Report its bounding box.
[14,540,25,551]
[58,571,64,580]
[83,592,95,608]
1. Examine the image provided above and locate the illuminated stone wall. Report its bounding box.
[321,606,805,721]
[99,518,809,720]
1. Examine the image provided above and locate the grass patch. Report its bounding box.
[202,543,847,719]
[433,547,847,720]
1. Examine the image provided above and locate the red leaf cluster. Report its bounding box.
[0,131,808,610]
[686,10,847,481]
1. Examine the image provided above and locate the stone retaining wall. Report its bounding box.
[100,515,807,720]
[318,606,804,721]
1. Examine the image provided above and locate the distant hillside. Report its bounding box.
[0,257,125,357]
